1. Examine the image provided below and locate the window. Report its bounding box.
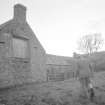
[12,37,28,58]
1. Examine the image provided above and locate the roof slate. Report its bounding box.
[46,54,75,65]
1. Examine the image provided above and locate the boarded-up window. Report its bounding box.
[12,37,28,58]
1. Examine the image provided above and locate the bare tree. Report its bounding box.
[77,33,104,54]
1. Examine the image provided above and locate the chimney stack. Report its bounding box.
[14,4,27,23]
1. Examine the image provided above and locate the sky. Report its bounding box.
[0,0,105,57]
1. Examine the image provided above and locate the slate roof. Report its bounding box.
[46,54,76,66]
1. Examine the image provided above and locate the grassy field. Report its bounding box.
[37,71,105,105]
[0,72,105,105]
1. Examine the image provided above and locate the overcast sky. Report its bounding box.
[0,0,105,56]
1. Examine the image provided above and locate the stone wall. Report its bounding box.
[0,33,31,87]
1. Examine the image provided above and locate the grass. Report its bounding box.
[0,72,105,105]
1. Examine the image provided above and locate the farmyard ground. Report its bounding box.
[0,72,105,105]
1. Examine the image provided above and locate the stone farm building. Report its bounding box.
[0,4,46,88]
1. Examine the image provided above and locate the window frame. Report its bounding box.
[12,36,30,59]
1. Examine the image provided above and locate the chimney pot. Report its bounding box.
[14,4,27,23]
